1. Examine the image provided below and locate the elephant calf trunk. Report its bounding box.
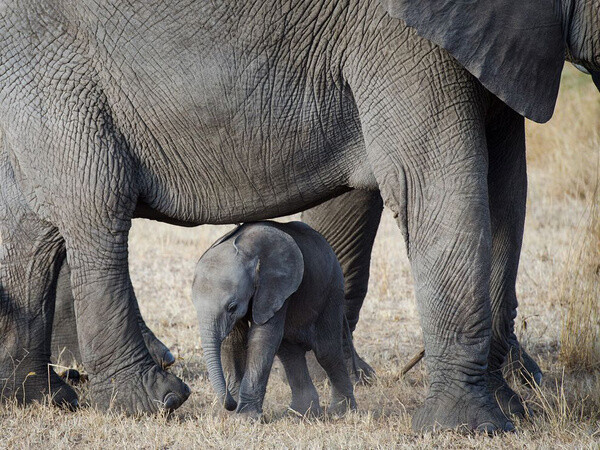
[202,336,237,411]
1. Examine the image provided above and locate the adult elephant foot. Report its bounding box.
[412,382,514,434]
[88,364,190,414]
[1,364,79,410]
[505,337,543,387]
[487,372,527,419]
[140,326,176,369]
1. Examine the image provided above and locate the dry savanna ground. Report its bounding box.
[1,66,599,448]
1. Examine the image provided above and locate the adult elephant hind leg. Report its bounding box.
[51,260,81,366]
[0,155,77,409]
[301,190,383,385]
[52,260,176,370]
[63,215,189,414]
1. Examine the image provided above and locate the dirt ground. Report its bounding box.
[1,67,599,449]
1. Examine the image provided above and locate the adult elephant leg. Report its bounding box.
[46,120,189,414]
[63,212,189,413]
[351,48,513,431]
[0,151,77,408]
[51,260,81,365]
[51,260,175,369]
[506,334,542,387]
[377,147,511,432]
[301,190,383,383]
[486,105,541,416]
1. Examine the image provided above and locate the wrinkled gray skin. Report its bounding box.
[193,221,356,418]
[1,0,599,430]
[51,189,542,387]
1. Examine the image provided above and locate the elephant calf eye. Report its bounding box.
[227,303,237,313]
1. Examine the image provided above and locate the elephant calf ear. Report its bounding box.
[247,227,305,326]
[380,0,566,123]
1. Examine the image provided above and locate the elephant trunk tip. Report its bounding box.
[223,392,237,411]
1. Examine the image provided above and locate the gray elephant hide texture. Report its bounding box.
[381,0,565,123]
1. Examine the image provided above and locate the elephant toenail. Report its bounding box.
[163,393,181,410]
[475,422,498,434]
[162,351,176,368]
[534,372,543,386]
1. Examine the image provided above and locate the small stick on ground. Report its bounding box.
[401,348,425,376]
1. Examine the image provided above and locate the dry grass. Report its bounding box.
[1,66,600,448]
[527,66,600,374]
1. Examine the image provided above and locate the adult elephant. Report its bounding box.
[1,0,598,432]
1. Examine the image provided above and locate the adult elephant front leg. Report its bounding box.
[301,190,383,383]
[371,134,510,432]
[349,44,512,433]
[47,123,190,415]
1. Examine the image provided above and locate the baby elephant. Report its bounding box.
[193,221,357,418]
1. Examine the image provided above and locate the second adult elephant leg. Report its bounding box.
[301,190,383,382]
[51,260,175,369]
[0,149,77,408]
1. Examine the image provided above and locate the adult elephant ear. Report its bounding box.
[380,0,566,123]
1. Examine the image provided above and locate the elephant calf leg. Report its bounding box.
[220,320,249,401]
[236,309,286,418]
[277,342,322,416]
[313,306,356,414]
[301,190,383,385]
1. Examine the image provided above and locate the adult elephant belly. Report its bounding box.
[99,32,373,226]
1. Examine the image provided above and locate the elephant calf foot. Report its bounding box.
[328,394,357,417]
[350,352,376,386]
[289,389,322,417]
[488,372,528,419]
[59,368,89,385]
[235,403,263,421]
[89,364,190,415]
[412,381,514,434]
[1,365,78,410]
